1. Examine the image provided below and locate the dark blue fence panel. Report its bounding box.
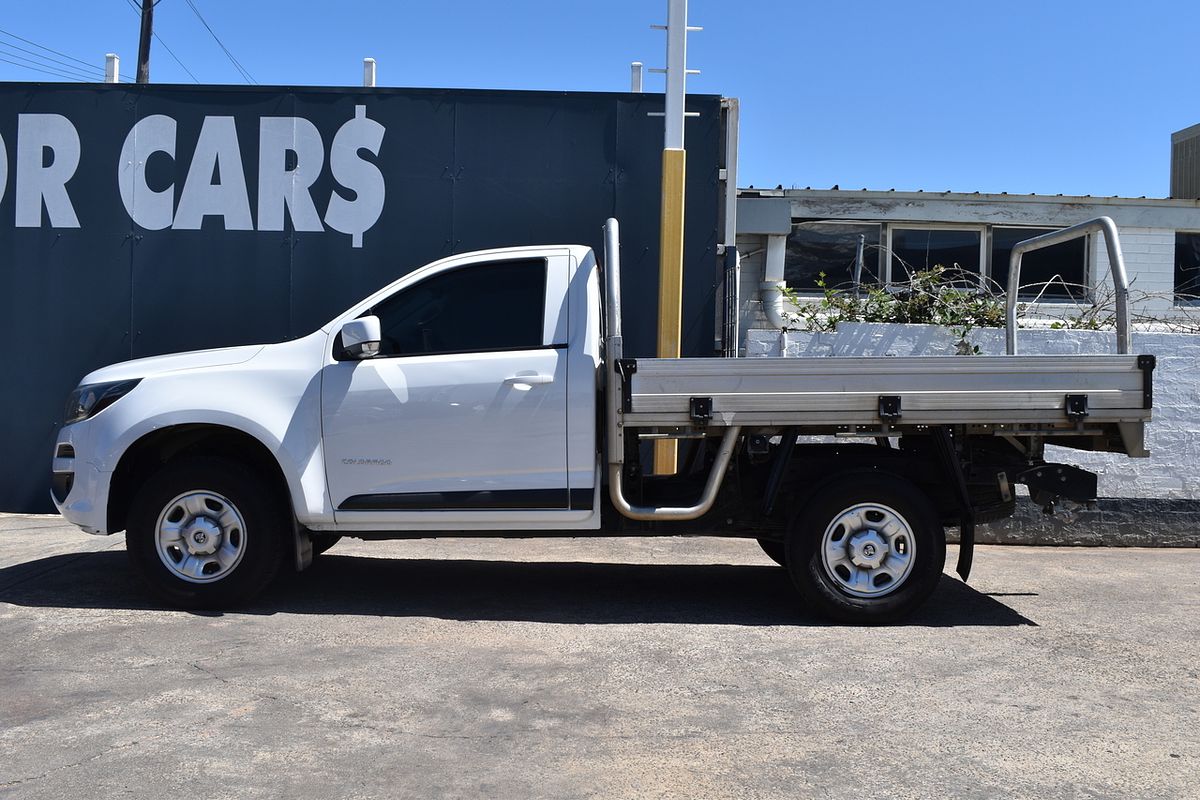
[0,84,722,513]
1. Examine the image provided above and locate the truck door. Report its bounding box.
[321,252,587,526]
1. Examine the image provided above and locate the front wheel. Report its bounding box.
[786,473,945,624]
[125,457,286,609]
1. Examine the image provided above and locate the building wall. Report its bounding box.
[1090,226,1175,312]
[733,224,1184,323]
[736,190,1200,344]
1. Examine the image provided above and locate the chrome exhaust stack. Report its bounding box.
[602,217,740,522]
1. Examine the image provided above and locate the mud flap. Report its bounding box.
[293,521,313,572]
[956,518,975,582]
[933,427,976,583]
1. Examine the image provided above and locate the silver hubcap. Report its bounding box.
[820,502,916,598]
[154,491,247,584]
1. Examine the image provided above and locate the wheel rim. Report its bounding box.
[154,491,248,584]
[820,502,916,598]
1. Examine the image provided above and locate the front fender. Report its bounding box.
[72,334,333,528]
[106,410,332,527]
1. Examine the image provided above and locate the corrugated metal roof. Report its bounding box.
[737,186,1200,207]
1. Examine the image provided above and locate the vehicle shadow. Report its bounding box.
[0,551,1037,627]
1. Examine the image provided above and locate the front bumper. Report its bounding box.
[51,427,114,535]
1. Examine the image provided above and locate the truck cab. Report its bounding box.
[319,245,602,531]
[53,244,605,534]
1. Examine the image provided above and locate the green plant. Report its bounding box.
[782,263,1200,347]
[1047,308,1112,331]
[782,266,1007,354]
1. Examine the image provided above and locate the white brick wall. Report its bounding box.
[745,324,1200,501]
[1091,226,1175,313]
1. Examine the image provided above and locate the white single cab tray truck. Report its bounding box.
[52,218,1154,622]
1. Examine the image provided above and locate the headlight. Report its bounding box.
[64,379,141,424]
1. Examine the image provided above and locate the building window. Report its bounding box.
[785,221,882,291]
[782,219,1098,301]
[991,227,1087,300]
[1176,232,1200,302]
[889,227,983,282]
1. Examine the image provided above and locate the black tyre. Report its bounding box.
[756,538,787,567]
[786,473,945,624]
[311,534,342,556]
[125,456,287,609]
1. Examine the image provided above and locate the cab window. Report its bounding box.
[369,258,546,357]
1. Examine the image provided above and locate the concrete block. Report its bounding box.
[966,498,1200,547]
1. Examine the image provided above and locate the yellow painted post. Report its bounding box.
[654,147,686,474]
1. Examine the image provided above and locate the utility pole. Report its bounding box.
[136,0,154,84]
[653,0,698,474]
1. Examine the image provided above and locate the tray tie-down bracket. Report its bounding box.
[689,397,713,426]
[1064,393,1088,419]
[877,395,901,434]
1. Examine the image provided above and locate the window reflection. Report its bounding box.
[1176,232,1200,301]
[992,227,1087,300]
[785,221,881,291]
[890,228,982,278]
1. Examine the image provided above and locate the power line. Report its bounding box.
[0,39,105,78]
[0,43,104,81]
[182,0,255,84]
[123,0,199,83]
[183,0,254,83]
[0,25,135,82]
[152,31,200,82]
[0,48,132,83]
[0,54,86,82]
[0,26,102,71]
[0,41,132,83]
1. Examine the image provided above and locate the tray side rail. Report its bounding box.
[620,353,1153,456]
[1006,216,1131,355]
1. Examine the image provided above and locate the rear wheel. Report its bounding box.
[125,457,286,609]
[786,473,945,624]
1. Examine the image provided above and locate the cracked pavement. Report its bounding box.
[1,513,1198,799]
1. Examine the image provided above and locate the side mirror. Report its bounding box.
[340,316,381,360]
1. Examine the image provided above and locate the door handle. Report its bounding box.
[504,373,554,385]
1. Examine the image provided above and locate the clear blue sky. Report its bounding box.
[1,0,1195,198]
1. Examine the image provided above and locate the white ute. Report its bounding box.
[52,219,1155,623]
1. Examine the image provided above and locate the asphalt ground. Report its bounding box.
[1,514,1197,800]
